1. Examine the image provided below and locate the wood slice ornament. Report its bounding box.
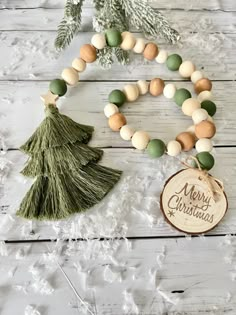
[160,168,228,234]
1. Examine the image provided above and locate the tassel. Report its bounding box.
[17,104,122,220]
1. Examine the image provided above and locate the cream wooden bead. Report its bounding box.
[179,61,196,78]
[197,90,213,103]
[120,32,136,50]
[104,103,119,118]
[133,38,146,54]
[163,84,176,99]
[132,131,150,150]
[191,70,203,84]
[207,115,214,123]
[182,98,201,116]
[123,84,139,102]
[167,140,182,156]
[195,138,213,153]
[192,108,208,124]
[137,80,149,95]
[91,33,106,50]
[155,50,168,64]
[72,58,86,72]
[186,125,196,136]
[120,125,135,141]
[61,67,79,86]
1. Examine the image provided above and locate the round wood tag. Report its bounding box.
[160,169,228,234]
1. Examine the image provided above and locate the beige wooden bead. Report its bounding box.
[108,113,126,131]
[137,80,149,95]
[133,38,146,54]
[91,33,106,50]
[197,91,213,103]
[120,32,136,50]
[120,125,135,141]
[132,131,150,150]
[143,43,158,60]
[167,140,182,156]
[182,98,201,116]
[61,67,79,86]
[179,61,196,78]
[192,108,208,124]
[104,103,119,118]
[191,70,203,84]
[195,138,213,153]
[149,78,165,96]
[155,50,168,64]
[72,58,86,72]
[123,84,139,102]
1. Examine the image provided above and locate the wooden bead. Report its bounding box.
[182,98,201,116]
[132,131,150,150]
[179,61,196,78]
[167,140,182,156]
[166,54,182,71]
[120,125,135,140]
[176,132,195,151]
[186,125,197,139]
[195,121,216,139]
[143,43,158,60]
[192,108,208,124]
[91,33,106,50]
[105,29,122,47]
[197,90,213,103]
[80,44,97,63]
[120,32,136,50]
[49,79,67,96]
[163,84,176,99]
[108,113,126,131]
[196,152,215,171]
[108,89,126,107]
[194,78,212,94]
[72,58,86,72]
[123,84,139,102]
[149,78,165,96]
[201,100,217,116]
[147,139,166,158]
[195,138,213,153]
[61,67,79,86]
[174,88,191,106]
[104,103,119,118]
[207,115,214,123]
[137,80,149,95]
[191,70,203,84]
[155,50,168,64]
[133,38,146,54]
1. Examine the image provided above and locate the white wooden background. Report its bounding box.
[0,1,236,314]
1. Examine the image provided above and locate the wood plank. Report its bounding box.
[0,147,235,240]
[0,31,234,81]
[1,9,236,33]
[1,0,236,11]
[0,81,235,148]
[0,237,236,314]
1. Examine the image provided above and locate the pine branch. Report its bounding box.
[55,0,84,50]
[114,47,129,65]
[97,46,114,69]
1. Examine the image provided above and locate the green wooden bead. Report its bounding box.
[105,29,122,47]
[174,88,191,106]
[108,89,126,107]
[201,100,217,116]
[49,79,67,96]
[147,139,166,158]
[166,54,183,71]
[196,152,215,171]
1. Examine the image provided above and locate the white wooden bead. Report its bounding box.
[133,38,146,54]
[104,103,119,118]
[197,90,213,103]
[192,108,208,124]
[61,67,79,86]
[182,98,201,116]
[163,84,176,99]
[120,125,135,141]
[179,61,196,78]
[155,50,168,64]
[120,32,136,50]
[137,80,149,95]
[132,131,150,150]
[195,138,213,153]
[191,70,204,84]
[123,84,139,102]
[91,33,106,50]
[72,58,86,72]
[167,140,182,156]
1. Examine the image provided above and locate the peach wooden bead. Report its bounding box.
[61,67,79,86]
[108,113,127,131]
[80,44,97,63]
[143,43,158,60]
[176,132,195,151]
[72,58,86,72]
[149,78,165,96]
[194,78,212,94]
[195,120,216,139]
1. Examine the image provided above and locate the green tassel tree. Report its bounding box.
[17,105,122,220]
